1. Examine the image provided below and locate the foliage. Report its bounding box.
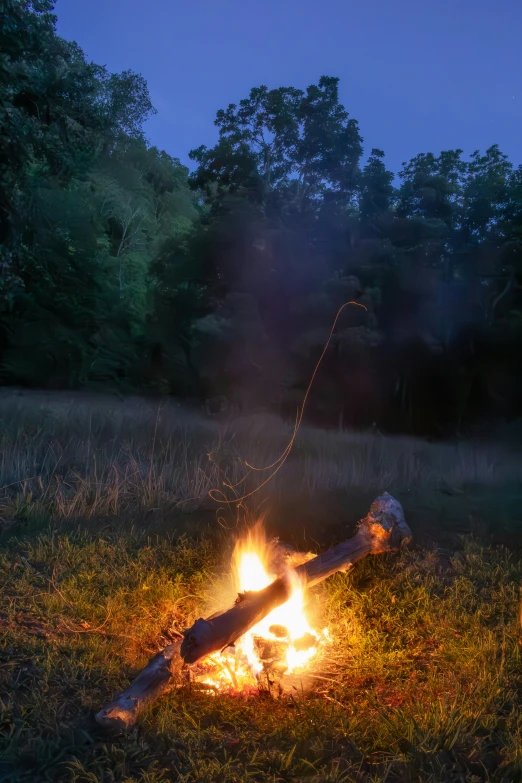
[0,0,196,390]
[0,1,521,432]
[189,76,362,215]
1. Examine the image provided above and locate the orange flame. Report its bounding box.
[200,525,327,692]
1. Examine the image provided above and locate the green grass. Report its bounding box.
[2,525,522,782]
[1,392,522,782]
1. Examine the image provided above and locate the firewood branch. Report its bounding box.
[95,639,184,732]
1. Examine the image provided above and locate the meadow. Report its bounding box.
[1,391,522,782]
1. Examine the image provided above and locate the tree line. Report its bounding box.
[1,1,521,435]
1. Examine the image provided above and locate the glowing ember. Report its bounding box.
[199,525,328,693]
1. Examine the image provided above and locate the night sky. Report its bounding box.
[56,0,521,173]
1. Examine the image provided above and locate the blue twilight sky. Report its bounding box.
[56,0,521,175]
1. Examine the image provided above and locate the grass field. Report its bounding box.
[1,392,522,782]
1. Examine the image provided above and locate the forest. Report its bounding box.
[2,0,522,436]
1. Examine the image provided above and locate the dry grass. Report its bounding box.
[0,391,519,529]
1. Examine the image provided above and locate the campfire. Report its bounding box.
[96,493,412,731]
[197,524,329,694]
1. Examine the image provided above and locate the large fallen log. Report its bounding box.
[95,492,410,730]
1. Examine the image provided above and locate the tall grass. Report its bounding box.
[0,391,520,528]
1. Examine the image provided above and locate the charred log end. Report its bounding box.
[362,492,412,554]
[95,641,183,732]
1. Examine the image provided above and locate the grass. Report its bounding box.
[1,391,522,782]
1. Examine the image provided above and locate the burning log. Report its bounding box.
[95,492,410,730]
[181,493,410,664]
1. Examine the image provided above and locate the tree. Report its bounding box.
[190,76,363,215]
[0,0,196,389]
[2,3,521,433]
[358,149,395,223]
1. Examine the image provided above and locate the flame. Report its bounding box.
[199,524,327,693]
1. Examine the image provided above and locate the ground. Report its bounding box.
[0,391,522,782]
